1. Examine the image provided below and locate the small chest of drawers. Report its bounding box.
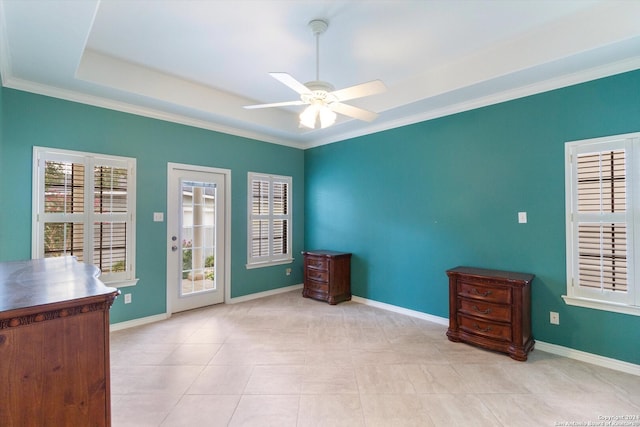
[446,266,534,361]
[302,250,351,305]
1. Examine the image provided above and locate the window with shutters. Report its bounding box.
[246,172,292,268]
[32,147,138,287]
[564,133,640,316]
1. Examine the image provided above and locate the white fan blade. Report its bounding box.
[331,102,378,122]
[331,80,386,102]
[269,72,310,95]
[244,100,305,109]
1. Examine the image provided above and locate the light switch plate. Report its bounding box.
[518,212,527,223]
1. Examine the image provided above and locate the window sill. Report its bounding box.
[562,295,640,317]
[104,278,140,288]
[246,258,294,270]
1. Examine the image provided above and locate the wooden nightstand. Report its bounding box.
[446,266,535,361]
[302,250,351,305]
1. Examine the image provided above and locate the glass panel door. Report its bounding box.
[180,180,216,296]
[167,164,226,313]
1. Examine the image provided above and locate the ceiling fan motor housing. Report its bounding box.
[302,80,337,104]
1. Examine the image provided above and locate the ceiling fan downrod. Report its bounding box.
[309,19,328,82]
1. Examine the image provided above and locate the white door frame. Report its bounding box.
[166,162,231,315]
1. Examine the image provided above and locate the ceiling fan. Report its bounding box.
[244,19,386,129]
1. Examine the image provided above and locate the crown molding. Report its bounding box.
[305,56,640,149]
[2,56,639,151]
[2,76,306,149]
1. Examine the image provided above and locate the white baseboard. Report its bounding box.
[109,284,303,332]
[351,295,449,326]
[109,313,169,332]
[352,295,640,376]
[227,283,303,304]
[535,340,640,376]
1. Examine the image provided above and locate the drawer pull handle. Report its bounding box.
[474,323,492,333]
[471,288,492,297]
[472,305,491,315]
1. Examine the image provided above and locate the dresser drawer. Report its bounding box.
[458,280,511,304]
[306,278,328,293]
[306,268,328,282]
[306,257,328,270]
[458,314,512,342]
[458,298,511,323]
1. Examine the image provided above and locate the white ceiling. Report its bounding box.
[1,0,640,148]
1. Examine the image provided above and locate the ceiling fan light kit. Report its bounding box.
[244,18,386,130]
[299,101,337,129]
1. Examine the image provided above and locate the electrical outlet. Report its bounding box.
[550,311,559,325]
[285,268,292,276]
[124,293,132,304]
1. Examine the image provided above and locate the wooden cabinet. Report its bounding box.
[0,257,119,426]
[446,266,534,361]
[302,250,351,305]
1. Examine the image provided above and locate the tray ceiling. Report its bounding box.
[1,1,639,148]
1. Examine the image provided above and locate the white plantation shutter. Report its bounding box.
[42,158,86,261]
[93,164,130,275]
[251,179,270,258]
[33,147,137,285]
[272,180,288,257]
[247,173,292,267]
[577,224,628,292]
[576,150,628,293]
[566,134,639,310]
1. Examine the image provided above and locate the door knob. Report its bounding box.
[171,245,178,252]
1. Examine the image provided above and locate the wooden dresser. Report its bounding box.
[0,257,119,426]
[446,266,534,361]
[302,250,352,305]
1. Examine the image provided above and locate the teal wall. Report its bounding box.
[0,78,3,221]
[0,88,305,323]
[2,69,640,365]
[305,69,640,365]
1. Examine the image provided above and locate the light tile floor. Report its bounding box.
[110,290,640,426]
